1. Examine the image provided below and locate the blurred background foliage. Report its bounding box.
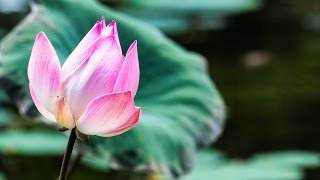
[0,0,320,179]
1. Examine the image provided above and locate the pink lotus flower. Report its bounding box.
[27,18,140,137]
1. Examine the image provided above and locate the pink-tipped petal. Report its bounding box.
[100,17,106,27]
[105,20,122,53]
[29,84,55,122]
[61,22,103,79]
[28,32,61,113]
[55,97,75,129]
[76,91,140,136]
[64,36,123,119]
[62,19,121,80]
[98,109,140,137]
[113,41,139,97]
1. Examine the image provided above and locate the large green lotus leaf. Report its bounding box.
[185,150,320,180]
[0,0,225,177]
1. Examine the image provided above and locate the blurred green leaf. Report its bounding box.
[0,172,6,180]
[114,0,262,33]
[185,150,320,180]
[0,107,18,126]
[192,149,226,168]
[187,161,301,180]
[0,89,23,127]
[0,0,30,13]
[0,4,30,38]
[81,156,110,172]
[123,0,262,14]
[0,130,66,155]
[249,151,320,169]
[0,90,9,104]
[0,29,5,40]
[0,0,225,177]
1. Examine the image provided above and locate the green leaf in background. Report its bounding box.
[185,149,320,180]
[123,0,262,14]
[0,0,30,13]
[0,89,11,115]
[0,89,41,128]
[249,151,320,169]
[0,107,19,127]
[0,90,9,104]
[113,0,262,34]
[0,0,31,40]
[0,0,225,177]
[0,130,66,155]
[81,156,110,172]
[0,29,5,41]
[0,172,6,180]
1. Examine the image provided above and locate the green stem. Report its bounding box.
[59,128,76,180]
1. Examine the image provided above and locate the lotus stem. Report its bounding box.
[59,128,76,180]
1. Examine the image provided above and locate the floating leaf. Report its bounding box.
[185,149,320,180]
[0,130,67,155]
[0,0,225,177]
[249,151,320,169]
